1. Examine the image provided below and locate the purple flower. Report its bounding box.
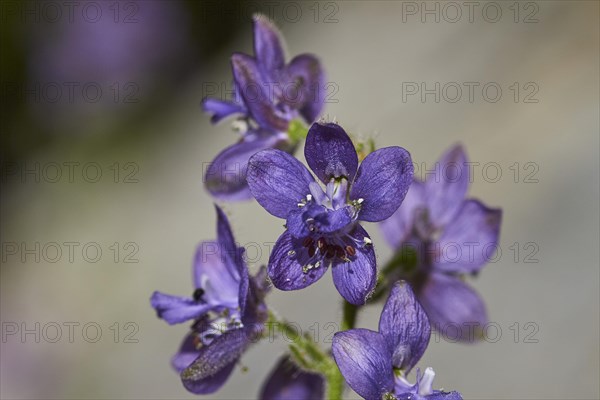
[247,122,413,305]
[203,14,326,201]
[150,205,268,394]
[332,282,462,400]
[260,356,325,400]
[380,145,502,342]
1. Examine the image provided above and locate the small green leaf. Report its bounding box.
[288,120,309,143]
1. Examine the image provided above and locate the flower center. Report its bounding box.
[393,367,436,398]
[191,310,243,348]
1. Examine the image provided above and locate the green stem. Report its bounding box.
[341,300,358,331]
[326,365,344,400]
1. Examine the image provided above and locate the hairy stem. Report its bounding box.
[326,364,345,400]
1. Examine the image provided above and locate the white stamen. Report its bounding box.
[357,198,364,204]
[418,367,435,397]
[306,194,312,202]
[298,203,305,207]
[363,237,372,245]
[231,119,248,134]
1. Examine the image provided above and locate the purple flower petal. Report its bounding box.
[418,272,487,343]
[214,205,250,316]
[380,180,426,249]
[332,329,394,400]
[425,145,469,229]
[204,133,282,201]
[260,356,325,400]
[351,146,414,222]
[182,362,236,395]
[426,391,464,400]
[268,230,328,290]
[150,292,214,325]
[231,53,289,132]
[192,241,240,308]
[215,205,243,277]
[304,123,359,184]
[181,327,252,394]
[171,334,200,372]
[202,98,245,124]
[252,14,286,76]
[286,203,353,238]
[433,200,502,274]
[283,54,326,123]
[331,226,377,305]
[247,149,315,218]
[241,267,269,326]
[379,281,430,372]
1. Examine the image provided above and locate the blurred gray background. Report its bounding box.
[1,1,598,399]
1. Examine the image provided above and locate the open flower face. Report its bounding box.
[247,122,414,304]
[332,282,462,400]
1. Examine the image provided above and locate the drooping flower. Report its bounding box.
[380,145,502,342]
[260,356,325,400]
[150,205,269,394]
[203,14,326,200]
[332,281,462,400]
[246,122,413,305]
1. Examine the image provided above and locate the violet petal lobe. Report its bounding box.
[215,205,244,277]
[378,281,430,373]
[192,241,239,308]
[247,149,315,218]
[252,14,286,76]
[332,329,394,400]
[150,292,214,325]
[268,230,328,290]
[241,267,268,326]
[284,54,326,123]
[304,123,359,183]
[202,98,245,124]
[260,356,325,400]
[331,225,377,305]
[418,272,487,343]
[204,133,281,201]
[171,333,200,373]
[379,179,426,249]
[350,146,414,222]
[433,199,502,274]
[231,53,289,132]
[181,327,251,394]
[424,391,464,400]
[183,360,236,395]
[425,145,469,229]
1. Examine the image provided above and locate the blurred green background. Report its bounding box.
[1,1,598,399]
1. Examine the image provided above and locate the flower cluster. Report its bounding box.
[152,14,503,400]
[203,14,325,200]
[247,122,413,305]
